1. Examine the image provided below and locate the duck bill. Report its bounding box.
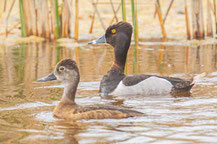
[37,72,57,82]
[88,34,106,44]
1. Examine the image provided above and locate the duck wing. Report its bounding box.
[71,105,144,120]
[121,73,205,93]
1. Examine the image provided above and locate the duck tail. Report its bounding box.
[191,72,206,85]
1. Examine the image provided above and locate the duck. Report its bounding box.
[88,21,206,96]
[37,59,144,120]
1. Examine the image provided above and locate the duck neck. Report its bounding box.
[61,75,79,105]
[113,34,131,72]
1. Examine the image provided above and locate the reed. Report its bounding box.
[206,0,213,37]
[121,0,126,21]
[155,2,167,41]
[163,0,174,23]
[110,3,121,25]
[19,0,26,37]
[191,0,205,39]
[54,0,60,39]
[131,0,138,73]
[213,0,217,34]
[184,0,191,40]
[5,0,16,37]
[62,0,70,38]
[110,0,118,22]
[74,0,79,40]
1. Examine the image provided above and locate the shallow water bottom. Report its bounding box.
[0,42,217,143]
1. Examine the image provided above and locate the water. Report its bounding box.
[0,42,217,143]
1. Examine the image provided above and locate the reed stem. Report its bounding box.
[74,0,79,40]
[213,0,217,34]
[121,0,126,21]
[131,0,138,73]
[184,0,191,40]
[155,2,167,41]
[19,0,26,37]
[206,0,213,37]
[54,0,59,39]
[191,0,205,39]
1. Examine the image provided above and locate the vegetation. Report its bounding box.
[1,0,217,41]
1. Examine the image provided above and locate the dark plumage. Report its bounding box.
[88,21,206,96]
[37,59,144,120]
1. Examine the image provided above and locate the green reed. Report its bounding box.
[19,0,26,37]
[55,0,59,39]
[121,0,126,21]
[131,0,138,73]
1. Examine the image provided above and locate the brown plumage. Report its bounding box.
[37,59,144,120]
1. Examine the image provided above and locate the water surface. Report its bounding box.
[0,42,217,143]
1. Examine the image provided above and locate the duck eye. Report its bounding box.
[59,66,65,71]
[111,29,116,34]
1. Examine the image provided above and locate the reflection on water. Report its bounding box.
[0,42,217,143]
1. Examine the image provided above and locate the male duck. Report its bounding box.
[88,21,206,96]
[37,59,143,120]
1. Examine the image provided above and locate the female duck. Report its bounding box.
[37,59,143,120]
[88,21,206,96]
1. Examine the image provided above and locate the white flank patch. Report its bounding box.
[110,76,173,95]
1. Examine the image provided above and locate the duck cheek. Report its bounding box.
[55,75,63,81]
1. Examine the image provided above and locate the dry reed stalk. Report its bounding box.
[22,0,29,36]
[74,0,79,40]
[213,0,217,34]
[163,0,174,24]
[91,0,106,30]
[89,10,96,33]
[41,0,47,37]
[154,0,161,18]
[199,0,205,38]
[62,0,70,38]
[191,0,205,39]
[155,2,167,41]
[184,0,191,40]
[110,0,118,22]
[28,0,37,36]
[109,3,121,25]
[4,0,7,12]
[206,0,213,37]
[5,0,16,37]
[67,0,74,38]
[35,0,42,37]
[44,0,50,38]
[50,0,57,38]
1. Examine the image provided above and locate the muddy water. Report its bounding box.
[0,42,217,143]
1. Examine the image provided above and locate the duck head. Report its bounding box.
[37,59,80,84]
[37,59,80,103]
[88,22,133,70]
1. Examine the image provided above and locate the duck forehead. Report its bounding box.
[56,59,77,70]
[106,22,132,36]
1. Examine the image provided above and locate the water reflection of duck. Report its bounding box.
[37,59,143,120]
[88,21,206,96]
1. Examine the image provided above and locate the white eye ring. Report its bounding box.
[59,66,65,71]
